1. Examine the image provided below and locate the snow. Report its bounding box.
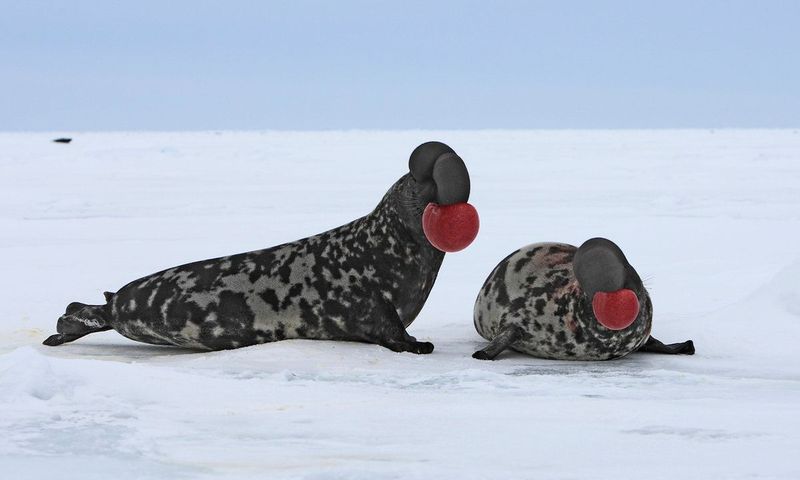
[1,130,799,479]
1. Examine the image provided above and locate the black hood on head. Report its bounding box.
[408,141,470,206]
[573,237,643,298]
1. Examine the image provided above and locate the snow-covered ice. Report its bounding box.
[1,130,799,479]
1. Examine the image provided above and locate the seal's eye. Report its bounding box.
[591,289,640,330]
[417,179,436,203]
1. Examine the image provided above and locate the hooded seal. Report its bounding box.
[44,141,477,354]
[473,238,694,360]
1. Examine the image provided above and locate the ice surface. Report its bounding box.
[1,130,799,479]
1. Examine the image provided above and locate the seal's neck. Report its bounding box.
[364,174,443,256]
[346,174,444,325]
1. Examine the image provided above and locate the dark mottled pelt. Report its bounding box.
[474,243,653,360]
[45,142,470,354]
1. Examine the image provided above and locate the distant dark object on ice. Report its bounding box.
[53,138,72,144]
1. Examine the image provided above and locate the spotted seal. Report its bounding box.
[472,238,694,360]
[44,141,477,354]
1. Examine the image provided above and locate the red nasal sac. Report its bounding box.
[422,202,479,252]
[591,289,640,330]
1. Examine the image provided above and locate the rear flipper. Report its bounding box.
[473,325,522,360]
[637,336,695,355]
[43,295,113,347]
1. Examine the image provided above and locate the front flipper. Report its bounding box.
[472,325,522,360]
[381,336,435,354]
[366,297,434,354]
[638,336,695,355]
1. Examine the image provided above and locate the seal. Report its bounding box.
[472,238,695,360]
[43,141,478,354]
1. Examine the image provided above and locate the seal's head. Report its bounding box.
[573,237,644,331]
[405,141,479,252]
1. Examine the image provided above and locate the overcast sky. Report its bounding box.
[2,0,798,130]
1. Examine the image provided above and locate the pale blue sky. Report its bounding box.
[2,0,798,130]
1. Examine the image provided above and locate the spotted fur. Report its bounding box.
[45,172,450,353]
[473,243,653,360]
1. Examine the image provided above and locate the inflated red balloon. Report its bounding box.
[591,289,640,330]
[422,202,479,252]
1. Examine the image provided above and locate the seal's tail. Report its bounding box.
[43,292,114,346]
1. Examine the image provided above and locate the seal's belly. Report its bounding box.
[510,316,635,361]
[112,311,310,350]
[111,286,356,350]
[108,262,354,350]
[477,301,646,361]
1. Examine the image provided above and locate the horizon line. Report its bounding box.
[2,126,799,135]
